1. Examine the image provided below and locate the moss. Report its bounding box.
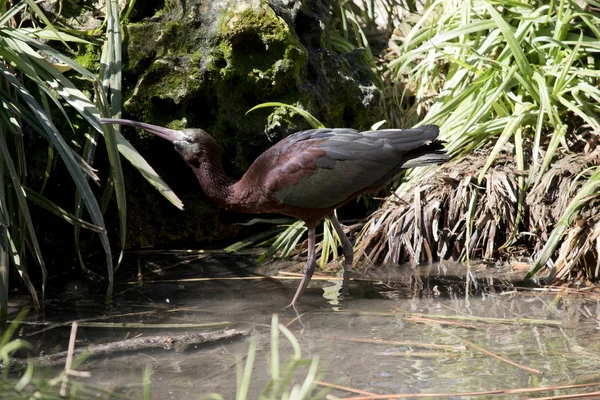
[217,1,305,78]
[123,0,308,160]
[75,44,100,71]
[265,104,310,137]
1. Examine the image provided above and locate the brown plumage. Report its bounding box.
[101,118,448,307]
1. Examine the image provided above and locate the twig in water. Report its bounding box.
[336,381,600,399]
[316,380,377,396]
[374,351,462,358]
[526,390,600,400]
[316,335,465,351]
[401,315,477,329]
[395,308,565,327]
[47,322,91,396]
[75,321,231,329]
[21,306,212,336]
[435,326,543,375]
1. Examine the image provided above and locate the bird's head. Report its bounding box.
[100,118,218,167]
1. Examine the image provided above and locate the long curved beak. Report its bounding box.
[100,118,188,142]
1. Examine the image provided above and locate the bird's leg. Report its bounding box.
[329,213,353,296]
[287,228,317,308]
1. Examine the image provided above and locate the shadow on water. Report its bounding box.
[8,251,600,399]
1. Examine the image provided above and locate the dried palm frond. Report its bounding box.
[356,148,600,283]
[527,151,600,249]
[358,152,517,265]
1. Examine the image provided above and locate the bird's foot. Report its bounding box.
[284,301,298,310]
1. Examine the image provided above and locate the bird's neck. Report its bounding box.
[188,146,267,214]
[190,151,238,209]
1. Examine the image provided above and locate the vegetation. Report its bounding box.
[2,0,600,397]
[201,315,321,400]
[1,0,599,319]
[0,311,129,399]
[225,0,600,286]
[356,0,600,283]
[1,314,320,400]
[0,0,182,317]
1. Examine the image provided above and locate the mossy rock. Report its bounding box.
[118,0,383,246]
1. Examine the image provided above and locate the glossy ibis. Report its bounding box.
[100,118,447,307]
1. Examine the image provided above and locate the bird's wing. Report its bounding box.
[247,125,441,209]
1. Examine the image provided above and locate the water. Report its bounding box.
[10,252,600,399]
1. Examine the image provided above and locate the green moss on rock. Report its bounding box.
[75,44,100,71]
[119,0,383,245]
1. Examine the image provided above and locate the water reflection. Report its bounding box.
[11,253,600,399]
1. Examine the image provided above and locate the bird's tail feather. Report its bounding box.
[400,141,449,168]
[401,152,448,168]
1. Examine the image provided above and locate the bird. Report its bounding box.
[100,118,448,308]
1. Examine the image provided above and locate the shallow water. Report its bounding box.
[11,252,600,399]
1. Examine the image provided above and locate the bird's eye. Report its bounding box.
[174,142,185,151]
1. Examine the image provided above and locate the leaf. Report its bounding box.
[20,28,94,44]
[0,125,43,307]
[99,0,126,272]
[3,29,183,210]
[0,62,109,303]
[24,187,105,233]
[484,3,532,79]
[370,120,387,130]
[247,102,325,129]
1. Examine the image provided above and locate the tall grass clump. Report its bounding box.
[0,1,181,315]
[358,0,600,282]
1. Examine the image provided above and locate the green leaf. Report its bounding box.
[3,28,183,210]
[484,3,537,98]
[20,28,94,44]
[0,127,43,308]
[0,62,108,303]
[247,102,325,129]
[99,0,126,272]
[24,187,105,233]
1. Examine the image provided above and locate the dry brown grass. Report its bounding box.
[355,148,600,283]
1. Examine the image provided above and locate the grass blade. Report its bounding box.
[0,157,7,319]
[3,29,183,210]
[247,102,325,129]
[236,336,257,400]
[0,62,112,302]
[98,0,126,271]
[0,128,43,307]
[24,187,105,233]
[116,132,184,210]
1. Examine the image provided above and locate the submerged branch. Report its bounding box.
[2,328,245,372]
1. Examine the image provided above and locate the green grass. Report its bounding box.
[0,0,182,314]
[374,0,600,278]
[201,314,322,400]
